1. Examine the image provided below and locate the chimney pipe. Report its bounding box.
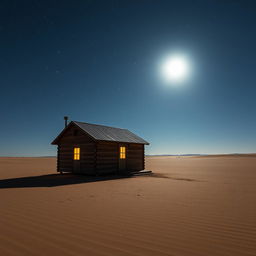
[64,116,68,128]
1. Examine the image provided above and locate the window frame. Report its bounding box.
[120,146,126,159]
[74,147,80,160]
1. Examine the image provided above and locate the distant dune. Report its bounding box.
[194,153,256,158]
[147,153,256,157]
[0,156,256,255]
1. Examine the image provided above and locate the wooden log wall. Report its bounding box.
[96,142,118,173]
[58,126,93,144]
[58,144,73,172]
[79,143,96,174]
[127,144,144,171]
[57,125,96,174]
[57,146,60,172]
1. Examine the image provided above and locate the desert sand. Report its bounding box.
[0,155,256,256]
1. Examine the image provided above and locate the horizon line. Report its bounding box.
[1,152,256,158]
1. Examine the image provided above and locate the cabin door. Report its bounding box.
[73,161,80,173]
[119,146,126,171]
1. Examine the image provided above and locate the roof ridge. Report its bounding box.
[52,120,149,145]
[73,121,127,130]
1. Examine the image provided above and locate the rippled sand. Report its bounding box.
[0,155,256,256]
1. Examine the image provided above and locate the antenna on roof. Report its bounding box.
[64,116,68,128]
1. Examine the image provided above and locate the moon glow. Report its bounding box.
[161,55,190,84]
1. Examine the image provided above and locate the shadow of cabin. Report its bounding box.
[0,173,134,189]
[51,120,150,175]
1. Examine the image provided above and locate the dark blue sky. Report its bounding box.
[1,0,256,156]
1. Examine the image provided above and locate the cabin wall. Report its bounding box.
[95,142,145,174]
[96,141,118,174]
[79,143,96,174]
[58,125,93,144]
[127,144,144,171]
[57,141,145,174]
[57,124,96,174]
[58,144,74,172]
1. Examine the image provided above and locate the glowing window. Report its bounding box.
[120,146,126,159]
[74,147,80,160]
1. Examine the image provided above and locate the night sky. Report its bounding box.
[1,0,256,156]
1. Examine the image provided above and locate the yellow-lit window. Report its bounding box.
[74,147,80,160]
[120,146,126,159]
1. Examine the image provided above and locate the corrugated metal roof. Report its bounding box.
[73,121,149,145]
[51,121,149,145]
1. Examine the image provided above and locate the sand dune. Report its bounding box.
[0,156,256,256]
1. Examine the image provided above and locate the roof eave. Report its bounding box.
[51,122,73,145]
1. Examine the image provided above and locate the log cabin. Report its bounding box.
[51,119,149,175]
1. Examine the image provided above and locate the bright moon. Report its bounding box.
[161,55,190,83]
